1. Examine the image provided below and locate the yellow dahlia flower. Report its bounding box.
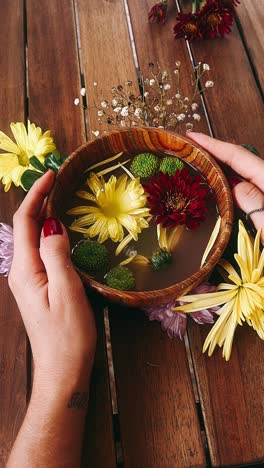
[0,121,56,191]
[174,221,264,361]
[67,173,150,245]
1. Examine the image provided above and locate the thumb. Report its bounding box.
[40,217,75,282]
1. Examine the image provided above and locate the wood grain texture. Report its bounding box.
[180,0,264,154]
[71,3,206,465]
[177,1,264,465]
[237,0,264,96]
[0,1,27,466]
[27,0,85,153]
[48,127,233,307]
[127,0,209,134]
[81,295,116,468]
[109,306,206,468]
[27,2,116,466]
[76,0,138,137]
[188,321,264,466]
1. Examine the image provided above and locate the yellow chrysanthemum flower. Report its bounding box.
[67,173,150,246]
[0,121,56,191]
[174,221,264,361]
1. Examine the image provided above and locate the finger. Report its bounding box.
[232,180,264,243]
[187,132,264,193]
[40,218,77,285]
[12,171,55,276]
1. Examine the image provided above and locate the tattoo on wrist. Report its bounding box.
[67,392,89,410]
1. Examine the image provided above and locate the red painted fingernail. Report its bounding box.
[43,218,63,237]
[227,176,243,189]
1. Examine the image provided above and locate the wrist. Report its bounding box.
[32,356,93,398]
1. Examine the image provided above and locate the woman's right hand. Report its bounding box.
[188,132,264,242]
[8,170,97,392]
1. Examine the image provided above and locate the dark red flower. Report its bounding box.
[143,168,211,230]
[173,12,201,42]
[148,1,168,24]
[198,0,235,38]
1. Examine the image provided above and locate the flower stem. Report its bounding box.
[192,0,198,14]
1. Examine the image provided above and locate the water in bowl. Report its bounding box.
[64,151,218,292]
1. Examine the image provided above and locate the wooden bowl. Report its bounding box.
[47,127,233,307]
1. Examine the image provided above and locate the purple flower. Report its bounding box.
[146,301,187,339]
[144,282,219,340]
[0,223,14,276]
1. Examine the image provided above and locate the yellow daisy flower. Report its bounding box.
[174,221,264,361]
[0,121,56,191]
[67,173,150,246]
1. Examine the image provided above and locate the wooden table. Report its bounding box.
[1,1,264,467]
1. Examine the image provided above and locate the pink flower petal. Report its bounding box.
[161,311,187,340]
[144,282,218,339]
[190,309,215,324]
[0,223,14,276]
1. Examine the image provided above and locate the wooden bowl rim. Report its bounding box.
[47,127,234,307]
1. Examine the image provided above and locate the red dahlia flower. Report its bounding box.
[198,0,235,38]
[148,1,168,24]
[143,169,211,230]
[173,12,201,42]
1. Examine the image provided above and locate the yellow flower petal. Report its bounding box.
[96,160,130,177]
[76,191,96,202]
[201,216,221,267]
[86,173,104,195]
[217,283,238,290]
[67,206,99,216]
[0,153,19,177]
[108,218,122,242]
[0,121,56,190]
[10,122,28,153]
[115,234,133,256]
[68,169,149,246]
[0,131,20,154]
[244,282,264,299]
[203,300,235,359]
[175,289,238,312]
[12,165,26,186]
[98,224,110,243]
[238,219,253,272]
[218,259,241,284]
[253,229,261,270]
[119,254,150,267]
[234,253,250,282]
[3,177,12,192]
[84,152,123,173]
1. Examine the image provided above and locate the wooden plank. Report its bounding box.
[116,1,206,466]
[76,0,140,466]
[177,1,264,465]
[26,2,116,466]
[27,0,85,152]
[0,1,27,466]
[180,1,264,154]
[188,322,264,466]
[76,0,138,138]
[81,296,116,468]
[77,0,206,466]
[237,0,264,95]
[110,307,206,468]
[127,0,209,135]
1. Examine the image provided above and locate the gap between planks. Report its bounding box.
[73,0,217,464]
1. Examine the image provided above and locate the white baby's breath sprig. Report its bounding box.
[74,62,214,136]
